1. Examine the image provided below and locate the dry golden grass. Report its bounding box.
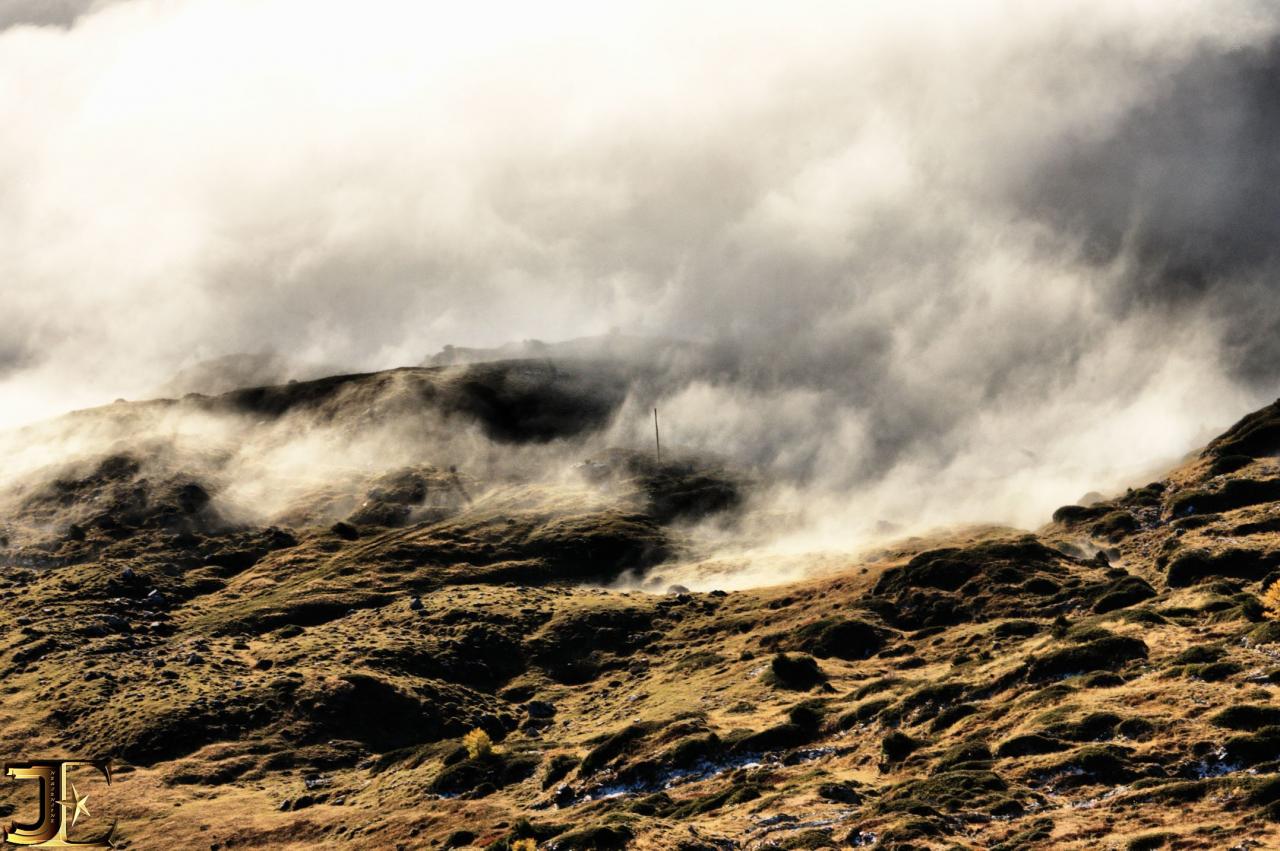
[2,388,1280,848]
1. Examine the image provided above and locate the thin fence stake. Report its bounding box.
[654,408,661,463]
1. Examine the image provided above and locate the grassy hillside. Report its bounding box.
[1,370,1279,849]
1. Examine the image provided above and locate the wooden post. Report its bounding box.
[653,408,661,463]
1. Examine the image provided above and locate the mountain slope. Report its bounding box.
[0,373,1278,849]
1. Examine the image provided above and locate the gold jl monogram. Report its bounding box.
[2,761,115,848]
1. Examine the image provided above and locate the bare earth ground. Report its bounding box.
[1,364,1280,850]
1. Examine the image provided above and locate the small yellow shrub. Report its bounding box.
[511,840,537,851]
[1264,581,1280,618]
[463,728,493,759]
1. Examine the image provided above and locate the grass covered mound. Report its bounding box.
[1166,546,1280,586]
[865,537,1119,629]
[1203,398,1280,460]
[763,653,829,690]
[578,449,744,525]
[430,751,541,796]
[784,616,888,660]
[1024,634,1148,681]
[1167,479,1280,518]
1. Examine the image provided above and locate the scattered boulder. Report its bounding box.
[525,700,557,720]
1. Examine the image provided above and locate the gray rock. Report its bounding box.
[525,700,557,719]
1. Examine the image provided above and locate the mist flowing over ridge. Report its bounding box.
[3,0,1280,547]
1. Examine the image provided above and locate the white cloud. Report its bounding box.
[1,0,1277,554]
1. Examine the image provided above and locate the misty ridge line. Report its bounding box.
[0,0,1277,569]
[0,347,1253,590]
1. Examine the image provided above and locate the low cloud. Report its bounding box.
[2,0,1278,556]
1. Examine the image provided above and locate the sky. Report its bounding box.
[2,0,1279,540]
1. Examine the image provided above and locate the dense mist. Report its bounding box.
[3,0,1280,561]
